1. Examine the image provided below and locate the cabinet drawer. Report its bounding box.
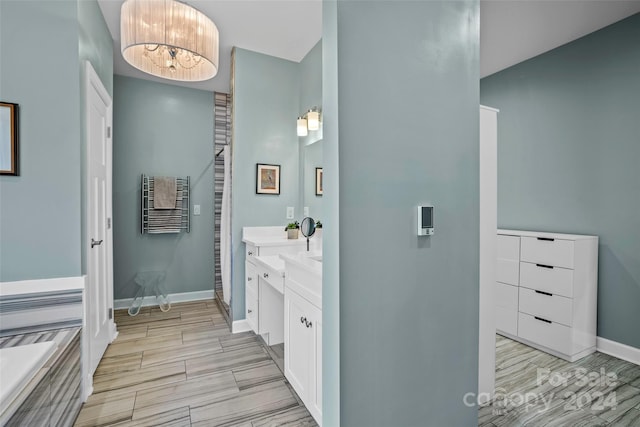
[518,313,572,355]
[246,244,258,259]
[496,306,518,336]
[246,288,258,333]
[497,259,519,285]
[259,244,304,257]
[520,236,574,269]
[495,282,518,310]
[497,235,520,260]
[246,262,257,294]
[519,287,573,327]
[257,266,284,294]
[520,262,573,298]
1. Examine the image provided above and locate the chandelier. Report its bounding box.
[121,0,219,82]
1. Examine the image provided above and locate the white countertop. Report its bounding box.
[279,252,323,278]
[498,229,598,240]
[242,236,307,247]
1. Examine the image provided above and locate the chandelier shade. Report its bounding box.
[121,0,219,82]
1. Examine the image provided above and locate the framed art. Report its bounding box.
[315,167,323,196]
[0,102,19,176]
[256,163,280,195]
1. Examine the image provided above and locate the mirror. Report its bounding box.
[301,139,323,219]
[300,216,316,238]
[0,102,19,176]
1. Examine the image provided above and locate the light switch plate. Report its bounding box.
[303,207,309,217]
[286,207,294,219]
[194,205,201,215]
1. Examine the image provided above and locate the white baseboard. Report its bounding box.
[597,337,640,366]
[232,319,251,334]
[114,290,215,310]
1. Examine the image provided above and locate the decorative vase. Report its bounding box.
[287,229,299,239]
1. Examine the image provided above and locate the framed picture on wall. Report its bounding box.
[315,167,323,196]
[0,102,19,176]
[256,163,280,195]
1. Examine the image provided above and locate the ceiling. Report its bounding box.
[97,0,640,93]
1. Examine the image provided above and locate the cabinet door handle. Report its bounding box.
[248,309,253,314]
[537,237,555,242]
[535,290,553,296]
[263,273,269,279]
[248,251,253,256]
[306,320,312,328]
[247,277,252,281]
[536,263,554,269]
[300,316,306,324]
[534,316,552,324]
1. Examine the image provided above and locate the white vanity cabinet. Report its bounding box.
[242,227,305,340]
[284,285,322,425]
[496,229,598,361]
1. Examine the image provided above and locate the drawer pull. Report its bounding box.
[537,237,555,242]
[263,273,269,279]
[248,309,253,314]
[248,251,254,256]
[535,290,553,296]
[536,263,554,269]
[534,316,552,324]
[300,316,306,324]
[247,277,252,281]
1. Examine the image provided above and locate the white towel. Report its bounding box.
[153,177,177,209]
[220,146,232,305]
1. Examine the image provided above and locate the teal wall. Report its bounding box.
[328,1,480,425]
[481,13,640,349]
[78,0,114,275]
[321,1,340,422]
[0,0,83,281]
[112,75,214,299]
[231,48,300,319]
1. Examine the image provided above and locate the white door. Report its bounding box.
[478,105,498,404]
[86,61,114,380]
[284,288,313,400]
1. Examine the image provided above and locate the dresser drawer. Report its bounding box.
[520,236,574,269]
[497,234,520,260]
[520,262,573,298]
[245,261,258,294]
[518,313,572,355]
[246,287,258,333]
[497,259,519,285]
[496,306,518,336]
[496,282,518,310]
[519,287,573,327]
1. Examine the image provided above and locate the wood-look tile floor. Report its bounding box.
[75,300,317,427]
[479,335,640,426]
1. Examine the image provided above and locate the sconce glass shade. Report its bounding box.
[297,117,308,136]
[121,0,219,82]
[307,110,320,131]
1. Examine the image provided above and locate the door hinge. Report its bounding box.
[108,308,113,320]
[107,218,112,229]
[107,126,111,138]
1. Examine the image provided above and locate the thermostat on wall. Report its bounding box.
[417,205,434,236]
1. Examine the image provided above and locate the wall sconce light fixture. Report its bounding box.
[297,107,321,136]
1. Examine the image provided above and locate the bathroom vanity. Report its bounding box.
[496,229,598,362]
[242,226,323,425]
[242,227,306,343]
[281,252,322,425]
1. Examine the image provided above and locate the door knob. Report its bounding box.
[91,238,103,248]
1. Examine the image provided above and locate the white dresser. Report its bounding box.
[496,229,598,361]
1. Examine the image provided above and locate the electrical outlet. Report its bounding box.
[193,205,201,215]
[303,207,309,217]
[286,207,294,219]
